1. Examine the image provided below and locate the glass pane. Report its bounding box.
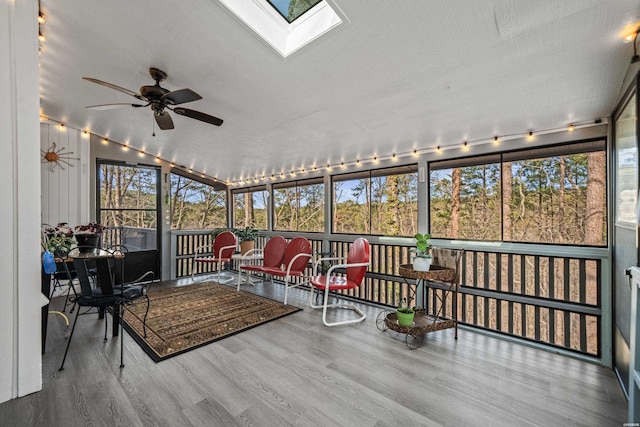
[234,190,268,229]
[616,93,638,224]
[298,182,324,232]
[371,172,417,236]
[333,178,370,234]
[170,174,226,229]
[273,187,297,231]
[506,151,607,246]
[101,210,157,250]
[430,164,501,240]
[99,164,157,209]
[266,0,322,23]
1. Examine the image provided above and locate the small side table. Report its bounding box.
[232,253,264,290]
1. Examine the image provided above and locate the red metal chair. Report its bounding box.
[260,237,312,305]
[237,235,287,291]
[309,238,370,326]
[191,231,237,283]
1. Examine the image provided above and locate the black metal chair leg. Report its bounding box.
[120,303,125,368]
[103,311,108,341]
[59,309,80,371]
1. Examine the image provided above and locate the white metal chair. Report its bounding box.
[309,238,370,327]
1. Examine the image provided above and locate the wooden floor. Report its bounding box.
[0,274,627,426]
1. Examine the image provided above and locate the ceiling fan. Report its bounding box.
[83,67,223,130]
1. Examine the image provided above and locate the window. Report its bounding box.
[333,166,418,236]
[266,0,322,23]
[615,92,638,224]
[430,155,501,241]
[98,163,159,250]
[233,186,268,229]
[429,140,607,246]
[273,178,324,232]
[170,172,226,229]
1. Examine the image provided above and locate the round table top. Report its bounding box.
[68,248,125,259]
[232,253,264,260]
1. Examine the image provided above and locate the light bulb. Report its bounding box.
[38,12,46,24]
[568,124,575,132]
[527,131,535,141]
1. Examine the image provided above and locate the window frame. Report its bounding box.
[427,138,608,247]
[331,164,418,237]
[272,177,325,233]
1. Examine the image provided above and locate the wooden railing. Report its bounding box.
[171,230,606,358]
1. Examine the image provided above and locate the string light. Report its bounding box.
[39,114,602,188]
[38,30,46,42]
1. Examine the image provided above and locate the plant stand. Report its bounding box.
[376,264,458,349]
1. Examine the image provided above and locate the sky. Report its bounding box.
[268,0,290,17]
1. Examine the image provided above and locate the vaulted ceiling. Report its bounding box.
[39,0,639,185]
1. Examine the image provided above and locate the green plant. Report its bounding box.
[411,233,432,258]
[211,227,258,242]
[235,226,259,242]
[397,297,414,314]
[74,222,105,235]
[42,222,76,252]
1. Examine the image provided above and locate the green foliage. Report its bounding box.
[211,226,258,242]
[235,226,258,242]
[412,233,431,258]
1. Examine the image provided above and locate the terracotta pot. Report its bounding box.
[240,240,255,255]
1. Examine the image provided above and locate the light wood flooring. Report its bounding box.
[0,274,628,426]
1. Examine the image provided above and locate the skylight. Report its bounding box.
[266,0,323,24]
[219,0,343,58]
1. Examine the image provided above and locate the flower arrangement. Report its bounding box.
[42,222,76,252]
[74,222,105,235]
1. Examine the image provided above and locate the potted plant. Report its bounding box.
[396,297,415,327]
[43,222,76,255]
[236,226,259,255]
[411,232,432,271]
[74,222,105,252]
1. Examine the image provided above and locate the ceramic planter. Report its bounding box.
[396,309,415,327]
[412,256,431,271]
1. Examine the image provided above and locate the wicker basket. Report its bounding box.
[384,309,456,334]
[398,264,455,282]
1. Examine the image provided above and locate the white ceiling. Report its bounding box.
[39,0,639,185]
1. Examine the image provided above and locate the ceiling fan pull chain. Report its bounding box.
[152,115,156,137]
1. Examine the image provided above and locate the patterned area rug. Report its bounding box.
[122,282,301,362]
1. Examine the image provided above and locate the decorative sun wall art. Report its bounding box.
[41,142,80,172]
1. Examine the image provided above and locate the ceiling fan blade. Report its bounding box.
[86,103,146,110]
[162,88,202,105]
[173,107,223,126]
[82,77,148,101]
[155,111,174,130]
